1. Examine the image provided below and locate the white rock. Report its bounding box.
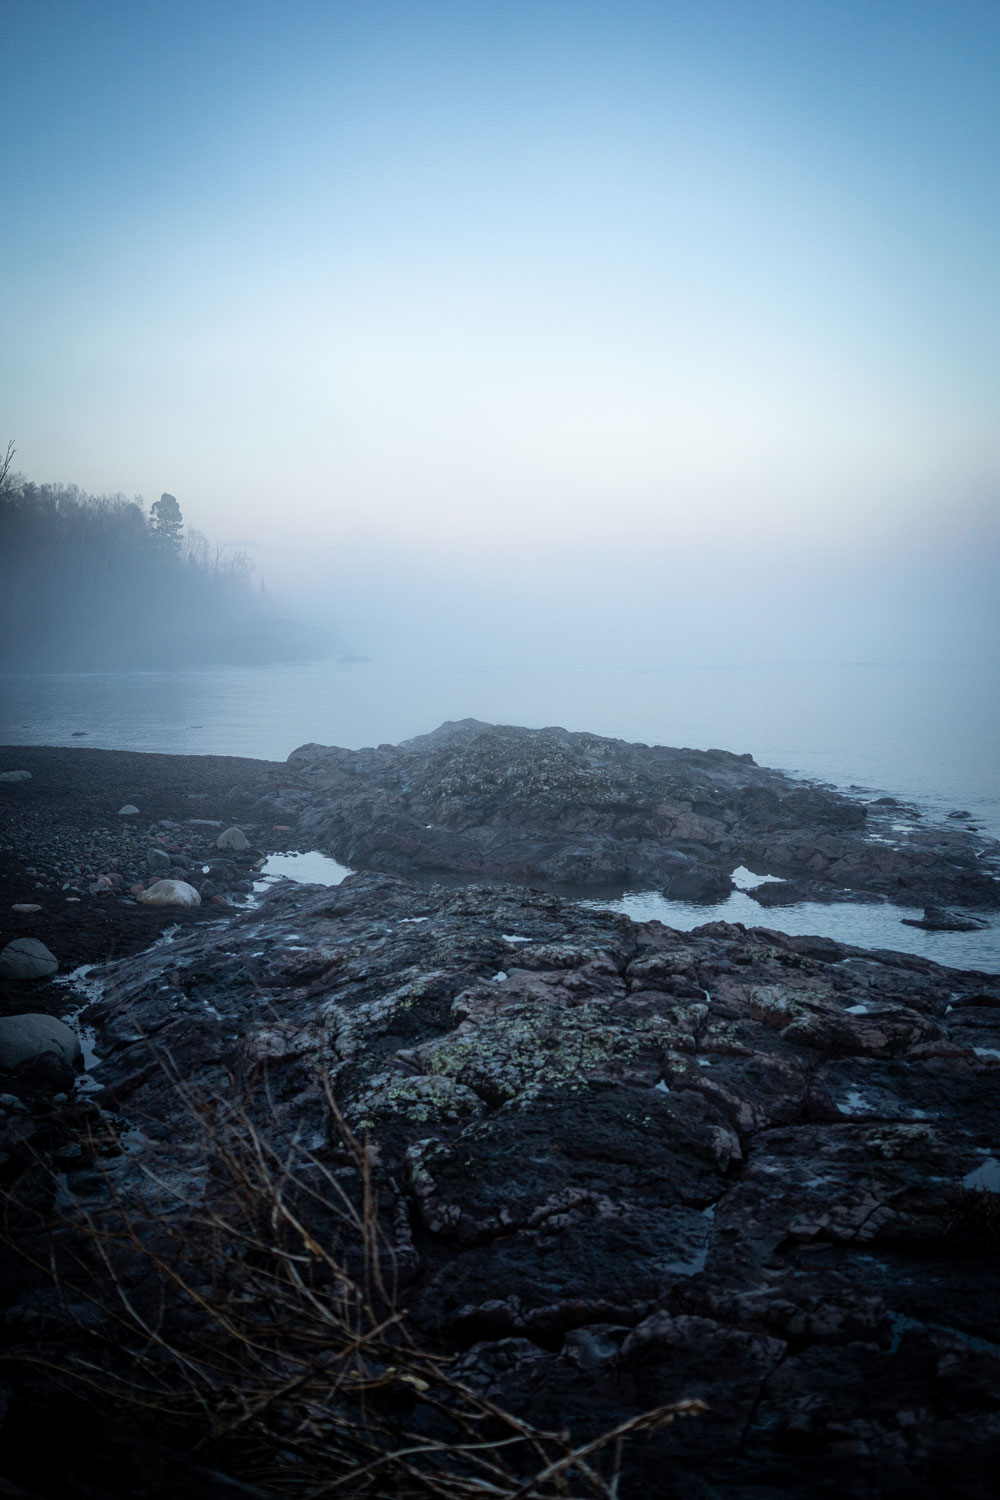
[11,903,42,914]
[139,879,202,907]
[118,804,139,816]
[0,938,59,979]
[0,1013,81,1071]
[0,770,31,782]
[216,826,250,851]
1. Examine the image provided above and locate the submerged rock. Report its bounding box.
[902,905,989,932]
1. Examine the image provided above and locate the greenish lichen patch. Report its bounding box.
[346,1071,484,1131]
[416,998,673,1105]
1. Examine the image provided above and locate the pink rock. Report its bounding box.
[210,894,230,907]
[129,883,146,896]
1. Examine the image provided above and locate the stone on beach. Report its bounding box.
[139,879,201,907]
[118,804,139,816]
[0,1012,81,1071]
[10,903,42,914]
[0,770,31,782]
[216,826,249,851]
[0,937,59,979]
[146,848,172,876]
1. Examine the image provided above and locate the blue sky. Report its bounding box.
[3,0,999,645]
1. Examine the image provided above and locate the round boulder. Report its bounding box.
[0,1013,82,1071]
[0,938,59,980]
[216,826,250,851]
[139,879,201,907]
[118,804,139,816]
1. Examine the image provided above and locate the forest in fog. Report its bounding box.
[0,448,329,671]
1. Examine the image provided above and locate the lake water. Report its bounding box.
[3,657,999,972]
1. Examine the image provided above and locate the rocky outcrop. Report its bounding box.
[252,719,1000,913]
[21,872,999,1498]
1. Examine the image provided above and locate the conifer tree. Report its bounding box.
[150,491,183,551]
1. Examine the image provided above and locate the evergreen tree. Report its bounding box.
[150,491,183,551]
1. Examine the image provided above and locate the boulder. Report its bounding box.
[0,1013,81,1071]
[216,826,250,851]
[0,938,59,980]
[138,880,202,908]
[0,770,31,782]
[118,804,139,816]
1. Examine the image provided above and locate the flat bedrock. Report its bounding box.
[249,718,1000,912]
[11,872,998,1498]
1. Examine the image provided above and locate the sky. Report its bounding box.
[3,0,999,661]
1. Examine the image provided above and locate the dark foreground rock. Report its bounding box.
[252,719,1000,913]
[5,873,999,1498]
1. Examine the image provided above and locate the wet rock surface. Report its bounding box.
[10,871,996,1498]
[255,719,1000,913]
[3,738,1000,1496]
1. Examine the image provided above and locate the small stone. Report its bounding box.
[216,826,250,851]
[139,879,202,908]
[0,938,59,980]
[129,883,146,896]
[0,1093,28,1113]
[11,903,42,914]
[0,770,31,782]
[118,805,139,816]
[146,848,172,876]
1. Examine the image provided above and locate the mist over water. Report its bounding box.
[2,654,997,834]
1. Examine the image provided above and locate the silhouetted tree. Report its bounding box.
[0,467,330,669]
[0,440,17,496]
[150,491,183,552]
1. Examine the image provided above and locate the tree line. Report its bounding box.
[0,444,328,670]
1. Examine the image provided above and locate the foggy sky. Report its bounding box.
[3,0,999,663]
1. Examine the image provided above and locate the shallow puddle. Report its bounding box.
[255,850,354,889]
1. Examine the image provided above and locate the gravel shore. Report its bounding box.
[0,744,285,1015]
